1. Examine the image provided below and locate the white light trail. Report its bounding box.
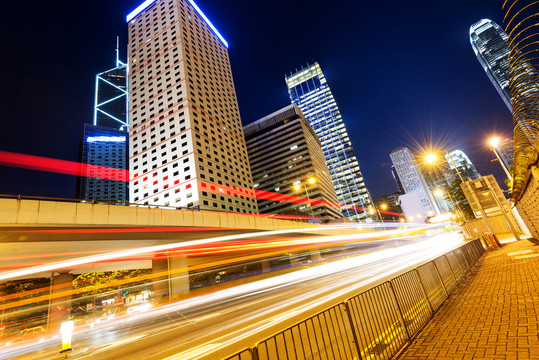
[0,224,434,281]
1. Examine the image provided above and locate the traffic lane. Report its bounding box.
[68,233,463,359]
[6,235,419,360]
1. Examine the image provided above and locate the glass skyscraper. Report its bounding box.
[94,49,128,130]
[285,63,372,221]
[78,124,129,202]
[445,150,480,182]
[470,19,513,111]
[78,49,129,203]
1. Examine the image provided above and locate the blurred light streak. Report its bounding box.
[98,232,464,352]
[0,224,428,281]
[0,225,435,312]
[0,151,128,182]
[0,151,404,217]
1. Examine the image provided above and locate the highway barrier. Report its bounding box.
[225,239,484,360]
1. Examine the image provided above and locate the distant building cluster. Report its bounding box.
[390,147,479,222]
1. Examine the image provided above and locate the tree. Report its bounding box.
[445,178,474,220]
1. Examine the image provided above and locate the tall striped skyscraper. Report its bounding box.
[285,63,372,220]
[126,0,257,213]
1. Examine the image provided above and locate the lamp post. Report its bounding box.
[489,137,513,183]
[294,177,316,221]
[369,205,384,222]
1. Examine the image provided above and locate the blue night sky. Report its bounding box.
[0,0,511,199]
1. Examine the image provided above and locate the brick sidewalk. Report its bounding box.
[398,239,539,360]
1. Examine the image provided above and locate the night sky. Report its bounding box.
[0,0,511,200]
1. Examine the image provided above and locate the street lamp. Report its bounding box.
[489,137,513,183]
[424,151,464,182]
[294,177,316,221]
[369,205,384,222]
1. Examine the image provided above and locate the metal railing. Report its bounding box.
[225,239,484,360]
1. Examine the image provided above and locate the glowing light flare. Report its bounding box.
[0,151,128,182]
[489,136,501,148]
[425,153,438,164]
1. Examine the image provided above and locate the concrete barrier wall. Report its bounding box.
[0,198,315,231]
[515,166,539,239]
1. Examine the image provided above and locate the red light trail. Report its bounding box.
[0,151,403,217]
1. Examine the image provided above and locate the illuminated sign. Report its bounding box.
[126,0,228,48]
[186,0,228,48]
[126,0,157,22]
[86,136,127,143]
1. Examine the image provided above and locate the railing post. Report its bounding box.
[388,281,411,340]
[432,260,449,298]
[414,269,434,313]
[343,301,364,360]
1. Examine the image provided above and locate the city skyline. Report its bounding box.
[0,0,511,200]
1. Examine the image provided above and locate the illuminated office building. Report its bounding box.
[390,147,440,217]
[470,19,513,111]
[126,0,257,213]
[94,45,128,130]
[244,104,342,220]
[78,51,129,202]
[78,124,129,202]
[445,150,480,181]
[496,138,515,169]
[285,63,372,221]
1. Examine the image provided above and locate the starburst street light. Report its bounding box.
[424,150,464,182]
[488,136,513,183]
[489,137,501,148]
[425,153,438,164]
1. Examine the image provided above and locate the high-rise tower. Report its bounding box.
[244,104,342,220]
[126,0,257,213]
[390,147,440,218]
[78,46,129,203]
[470,19,513,111]
[285,63,372,221]
[445,150,480,182]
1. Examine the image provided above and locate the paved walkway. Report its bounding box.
[399,237,539,359]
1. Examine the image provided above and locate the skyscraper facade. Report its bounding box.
[390,147,440,217]
[126,0,257,213]
[285,63,372,221]
[244,104,342,220]
[78,124,129,202]
[470,19,513,110]
[94,49,128,130]
[496,138,515,169]
[78,51,129,203]
[391,165,405,194]
[445,150,480,181]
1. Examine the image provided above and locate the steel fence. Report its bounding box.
[226,239,485,360]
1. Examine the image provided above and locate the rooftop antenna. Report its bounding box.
[116,36,120,67]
